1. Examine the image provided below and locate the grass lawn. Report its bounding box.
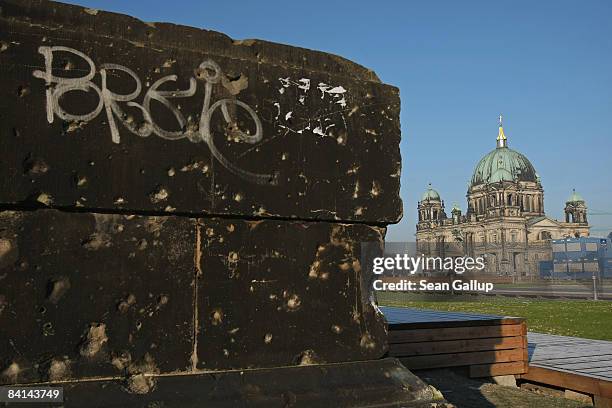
[377,291,612,341]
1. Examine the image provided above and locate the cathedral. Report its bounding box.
[415,117,590,277]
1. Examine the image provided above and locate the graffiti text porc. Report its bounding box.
[32,46,277,185]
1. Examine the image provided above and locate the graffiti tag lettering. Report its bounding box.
[33,46,277,185]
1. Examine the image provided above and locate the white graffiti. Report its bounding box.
[32,46,277,185]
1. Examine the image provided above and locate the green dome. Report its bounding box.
[421,184,441,201]
[471,146,538,187]
[567,189,584,203]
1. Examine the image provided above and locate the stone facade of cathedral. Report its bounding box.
[415,119,590,277]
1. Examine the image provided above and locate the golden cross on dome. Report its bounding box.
[496,113,507,147]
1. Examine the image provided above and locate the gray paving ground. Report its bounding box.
[417,369,591,408]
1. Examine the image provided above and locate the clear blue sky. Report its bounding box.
[68,0,612,238]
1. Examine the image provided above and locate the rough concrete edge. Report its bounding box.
[0,0,384,84]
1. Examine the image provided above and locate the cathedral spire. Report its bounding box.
[497,114,507,148]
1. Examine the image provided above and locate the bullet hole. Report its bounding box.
[331,324,342,334]
[114,224,124,233]
[286,294,301,310]
[62,59,74,70]
[149,187,169,203]
[162,58,175,67]
[111,351,132,371]
[117,294,136,314]
[268,172,279,185]
[370,181,381,197]
[339,262,351,271]
[233,193,243,202]
[254,207,268,216]
[211,308,223,326]
[293,349,319,366]
[36,193,53,206]
[135,321,142,330]
[23,157,49,175]
[42,322,55,336]
[2,362,20,381]
[114,197,126,205]
[0,41,8,52]
[12,128,21,138]
[82,233,111,250]
[360,333,376,350]
[75,174,88,187]
[157,295,169,306]
[47,277,71,304]
[17,85,30,97]
[308,260,321,279]
[264,333,273,344]
[79,323,108,357]
[354,207,363,216]
[38,306,47,315]
[226,224,235,232]
[221,73,248,95]
[126,373,156,394]
[0,239,12,260]
[167,167,175,177]
[63,121,85,133]
[48,357,70,381]
[137,239,148,250]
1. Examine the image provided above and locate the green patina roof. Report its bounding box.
[567,189,585,203]
[471,146,538,187]
[489,167,514,183]
[421,184,441,201]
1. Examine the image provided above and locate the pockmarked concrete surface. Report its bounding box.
[0,1,447,406]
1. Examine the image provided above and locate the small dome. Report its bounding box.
[567,189,585,204]
[489,168,514,183]
[421,184,441,201]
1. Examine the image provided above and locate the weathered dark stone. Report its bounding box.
[7,359,440,408]
[196,219,387,369]
[0,211,388,381]
[0,0,402,223]
[0,209,195,384]
[0,2,442,407]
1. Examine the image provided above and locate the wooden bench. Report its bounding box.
[381,306,528,377]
